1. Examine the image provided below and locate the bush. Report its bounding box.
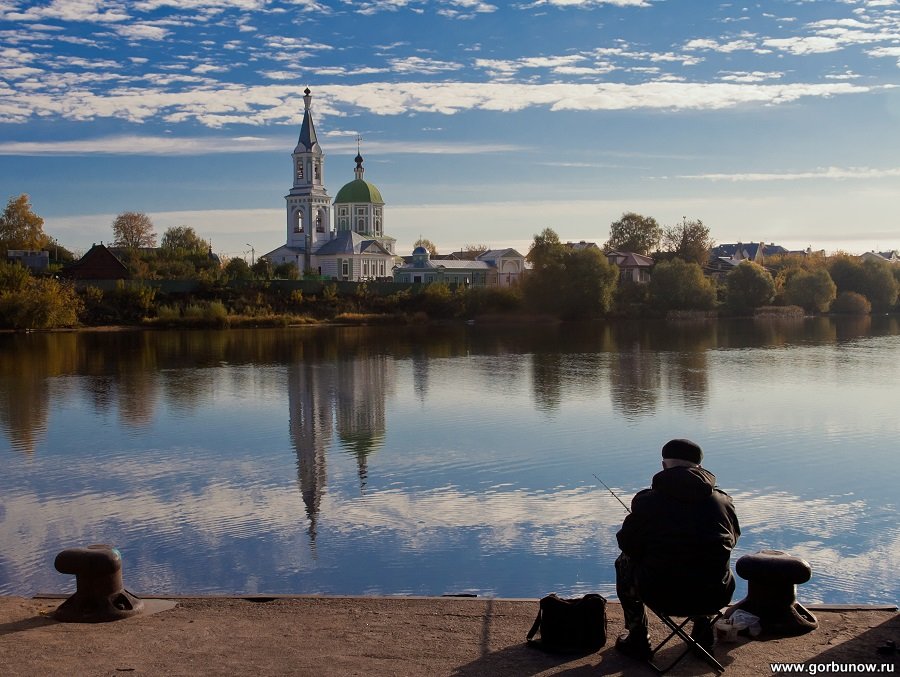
[726,261,775,313]
[831,291,871,315]
[784,268,837,313]
[0,269,83,329]
[648,259,717,312]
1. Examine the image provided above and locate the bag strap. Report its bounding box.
[526,605,542,642]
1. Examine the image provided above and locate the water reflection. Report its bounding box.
[0,318,898,601]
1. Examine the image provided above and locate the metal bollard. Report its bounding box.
[730,549,818,636]
[53,544,145,623]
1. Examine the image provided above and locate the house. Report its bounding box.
[710,242,788,266]
[566,240,602,253]
[393,246,525,287]
[861,250,899,265]
[263,89,396,281]
[62,244,129,280]
[606,250,654,284]
[6,249,49,273]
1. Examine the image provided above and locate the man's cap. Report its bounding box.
[661,438,703,464]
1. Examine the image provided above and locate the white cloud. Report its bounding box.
[0,80,875,127]
[677,166,900,182]
[388,56,464,74]
[0,134,522,157]
[114,23,171,41]
[5,0,130,23]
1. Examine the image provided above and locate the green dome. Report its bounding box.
[334,179,384,205]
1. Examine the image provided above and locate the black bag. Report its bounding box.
[526,593,608,653]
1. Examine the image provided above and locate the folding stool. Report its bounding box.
[646,605,726,674]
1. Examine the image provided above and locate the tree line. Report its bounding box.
[1,196,898,329]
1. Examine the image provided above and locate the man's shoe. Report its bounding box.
[615,632,652,661]
[690,619,715,653]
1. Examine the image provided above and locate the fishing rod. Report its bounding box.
[592,472,631,514]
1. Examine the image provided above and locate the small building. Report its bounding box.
[394,247,525,287]
[62,244,129,280]
[6,249,49,273]
[861,250,899,265]
[606,250,654,284]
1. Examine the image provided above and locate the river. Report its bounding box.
[1,317,898,604]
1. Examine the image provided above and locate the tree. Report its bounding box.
[557,247,618,319]
[413,237,438,256]
[662,218,714,265]
[161,225,208,253]
[224,257,251,280]
[251,257,273,279]
[827,255,898,311]
[648,259,717,311]
[606,212,661,256]
[462,243,488,256]
[523,228,618,318]
[112,211,157,249]
[526,228,565,270]
[0,194,50,254]
[0,261,82,329]
[726,261,775,313]
[783,268,837,313]
[831,291,871,315]
[273,262,299,280]
[858,259,899,311]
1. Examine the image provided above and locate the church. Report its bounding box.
[263,88,396,280]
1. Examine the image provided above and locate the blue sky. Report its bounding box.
[1,0,899,261]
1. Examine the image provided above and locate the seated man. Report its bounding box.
[615,438,741,660]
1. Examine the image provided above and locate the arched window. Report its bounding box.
[296,162,304,180]
[294,211,304,233]
[314,162,321,181]
[316,210,324,232]
[357,217,365,231]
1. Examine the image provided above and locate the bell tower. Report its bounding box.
[286,88,331,273]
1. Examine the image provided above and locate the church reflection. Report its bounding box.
[288,349,393,544]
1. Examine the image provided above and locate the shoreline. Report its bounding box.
[1,595,896,676]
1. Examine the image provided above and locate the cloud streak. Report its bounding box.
[0,80,873,127]
[677,166,900,182]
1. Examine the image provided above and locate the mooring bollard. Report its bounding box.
[53,544,145,623]
[730,549,818,636]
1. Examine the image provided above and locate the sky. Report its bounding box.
[1,0,899,261]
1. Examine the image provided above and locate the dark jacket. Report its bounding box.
[616,465,740,614]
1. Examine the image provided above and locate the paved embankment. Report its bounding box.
[0,596,897,676]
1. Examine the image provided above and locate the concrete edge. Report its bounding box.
[29,593,897,612]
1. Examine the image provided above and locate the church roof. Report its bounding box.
[315,231,391,256]
[334,179,384,205]
[295,87,320,153]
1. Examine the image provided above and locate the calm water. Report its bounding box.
[1,318,898,604]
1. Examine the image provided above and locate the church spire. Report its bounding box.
[354,134,365,180]
[296,87,320,153]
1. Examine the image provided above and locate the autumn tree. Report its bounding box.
[0,261,82,329]
[662,218,714,265]
[648,259,717,311]
[112,212,157,249]
[605,212,661,256]
[783,268,837,313]
[827,255,899,311]
[726,261,775,313]
[413,237,438,256]
[0,194,50,255]
[160,225,208,253]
